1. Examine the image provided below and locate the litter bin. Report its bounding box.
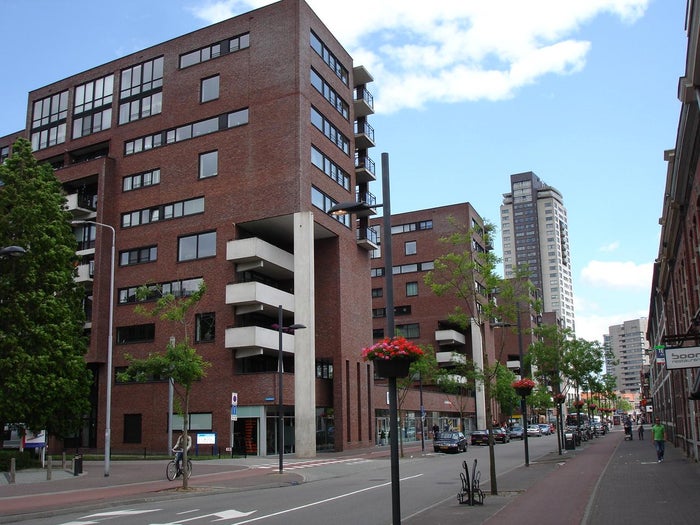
[73,455,83,476]
[564,432,575,450]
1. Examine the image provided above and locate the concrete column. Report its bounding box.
[293,211,316,457]
[472,318,486,429]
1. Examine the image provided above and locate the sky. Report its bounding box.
[0,0,689,343]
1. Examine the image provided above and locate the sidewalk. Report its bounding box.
[3,430,700,524]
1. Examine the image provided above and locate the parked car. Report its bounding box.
[538,423,552,435]
[508,425,525,440]
[527,425,542,437]
[471,428,510,445]
[433,431,468,453]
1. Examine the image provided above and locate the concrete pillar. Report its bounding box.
[472,318,486,429]
[294,211,316,457]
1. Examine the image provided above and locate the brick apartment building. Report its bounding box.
[647,0,700,462]
[0,0,388,456]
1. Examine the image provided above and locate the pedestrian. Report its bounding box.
[638,423,644,440]
[651,417,666,462]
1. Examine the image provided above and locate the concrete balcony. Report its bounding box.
[225,281,294,317]
[64,192,97,219]
[354,86,374,118]
[436,351,467,365]
[354,120,375,149]
[226,238,293,280]
[75,262,94,283]
[225,325,298,359]
[435,329,466,346]
[355,153,376,184]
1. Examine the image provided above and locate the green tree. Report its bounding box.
[0,138,92,444]
[424,218,536,495]
[118,282,210,490]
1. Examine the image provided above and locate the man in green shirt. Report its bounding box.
[651,418,666,462]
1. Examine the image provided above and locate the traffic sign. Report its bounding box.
[231,392,238,406]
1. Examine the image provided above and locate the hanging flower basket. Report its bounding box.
[574,400,585,408]
[361,337,423,378]
[512,378,536,397]
[588,404,597,411]
[553,393,566,404]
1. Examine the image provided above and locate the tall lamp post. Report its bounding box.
[72,220,115,477]
[273,304,305,474]
[516,302,530,467]
[329,152,400,525]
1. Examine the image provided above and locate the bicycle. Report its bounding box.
[166,458,192,481]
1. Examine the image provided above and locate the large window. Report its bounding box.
[178,231,216,261]
[310,68,348,119]
[310,30,348,85]
[123,168,160,191]
[119,246,157,266]
[31,91,68,151]
[116,323,155,344]
[311,145,349,189]
[311,107,349,154]
[73,74,114,139]
[118,277,203,304]
[195,312,216,343]
[119,57,164,124]
[179,33,249,69]
[199,151,218,178]
[121,196,204,228]
[201,76,219,103]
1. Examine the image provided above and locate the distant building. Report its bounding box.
[500,171,575,333]
[605,318,649,395]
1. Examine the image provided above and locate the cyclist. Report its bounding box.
[172,432,192,476]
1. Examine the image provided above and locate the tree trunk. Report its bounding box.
[483,351,498,495]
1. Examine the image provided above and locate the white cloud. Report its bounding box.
[599,241,620,252]
[188,0,649,113]
[580,260,653,290]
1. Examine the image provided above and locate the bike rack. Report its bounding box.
[457,458,484,506]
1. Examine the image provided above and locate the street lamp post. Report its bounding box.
[273,305,305,474]
[0,246,27,258]
[329,152,400,525]
[72,220,115,477]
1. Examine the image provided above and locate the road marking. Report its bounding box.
[149,509,256,525]
[229,474,424,524]
[250,457,371,470]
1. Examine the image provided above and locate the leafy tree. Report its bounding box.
[424,218,536,495]
[493,365,518,422]
[0,138,92,445]
[118,282,210,490]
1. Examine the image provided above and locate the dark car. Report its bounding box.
[471,428,510,445]
[433,431,468,453]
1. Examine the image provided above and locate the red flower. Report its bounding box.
[511,378,536,389]
[361,336,424,362]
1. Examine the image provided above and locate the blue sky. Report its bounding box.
[0,0,688,342]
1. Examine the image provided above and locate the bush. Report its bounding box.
[0,450,42,471]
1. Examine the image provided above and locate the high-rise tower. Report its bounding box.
[500,172,575,332]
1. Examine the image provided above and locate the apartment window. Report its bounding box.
[123,168,160,191]
[406,282,418,297]
[124,108,248,155]
[119,277,203,304]
[123,414,142,443]
[119,246,157,266]
[405,241,417,255]
[199,151,218,179]
[316,360,333,379]
[178,231,216,261]
[309,30,348,85]
[73,74,114,138]
[311,186,350,227]
[372,308,386,318]
[311,106,349,154]
[201,76,219,103]
[119,57,164,124]
[1,145,9,163]
[179,33,249,68]
[396,323,420,338]
[116,323,155,344]
[311,145,350,189]
[195,312,216,343]
[372,288,383,298]
[310,68,349,119]
[30,90,68,151]
[121,197,204,228]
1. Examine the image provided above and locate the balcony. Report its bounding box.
[354,86,374,118]
[355,153,376,183]
[225,281,294,317]
[436,351,467,365]
[75,261,94,283]
[226,238,294,280]
[64,192,97,219]
[354,120,375,149]
[435,329,466,346]
[225,325,298,359]
[353,65,374,88]
[357,226,379,251]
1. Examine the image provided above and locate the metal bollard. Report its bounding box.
[47,456,52,480]
[9,457,16,484]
